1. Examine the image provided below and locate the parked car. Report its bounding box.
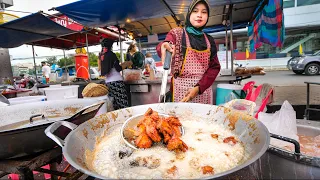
[287,50,320,75]
[55,65,100,79]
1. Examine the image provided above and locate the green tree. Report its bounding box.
[46,56,57,65]
[115,52,126,62]
[89,52,98,67]
[57,55,74,67]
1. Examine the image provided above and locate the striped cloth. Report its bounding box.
[248,0,285,52]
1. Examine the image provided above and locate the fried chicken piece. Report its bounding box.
[167,166,177,175]
[150,111,160,121]
[162,131,171,144]
[144,108,153,116]
[167,136,188,152]
[135,124,153,148]
[144,117,162,142]
[202,166,214,175]
[172,125,182,137]
[211,134,219,139]
[157,118,173,136]
[223,136,238,145]
[166,116,181,126]
[135,133,153,148]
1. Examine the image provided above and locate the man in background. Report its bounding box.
[41,61,51,83]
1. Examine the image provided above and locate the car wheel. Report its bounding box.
[305,63,320,76]
[293,70,304,74]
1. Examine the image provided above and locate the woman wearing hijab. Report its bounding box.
[156,0,221,104]
[99,38,132,110]
[126,43,137,62]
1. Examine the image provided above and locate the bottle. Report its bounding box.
[42,76,47,84]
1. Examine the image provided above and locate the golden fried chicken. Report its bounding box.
[144,108,160,121]
[202,166,214,175]
[223,136,238,145]
[134,124,153,148]
[157,118,173,136]
[167,136,188,152]
[132,108,188,152]
[135,132,153,148]
[166,117,181,126]
[143,117,162,142]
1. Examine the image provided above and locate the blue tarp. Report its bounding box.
[0,13,75,48]
[138,22,248,43]
[56,0,257,28]
[56,0,171,27]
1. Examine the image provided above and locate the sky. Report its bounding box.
[5,0,128,65]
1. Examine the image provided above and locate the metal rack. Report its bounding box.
[304,81,320,120]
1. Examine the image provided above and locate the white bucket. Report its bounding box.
[49,73,57,82]
[8,96,46,105]
[83,95,114,116]
[44,86,77,101]
[216,84,242,105]
[49,84,62,88]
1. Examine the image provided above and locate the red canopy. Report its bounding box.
[28,14,122,50]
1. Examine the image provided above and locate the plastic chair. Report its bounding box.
[242,81,274,118]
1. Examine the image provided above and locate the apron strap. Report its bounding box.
[203,33,211,51]
[183,28,192,48]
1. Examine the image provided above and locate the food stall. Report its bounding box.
[1,0,319,179]
[53,0,267,106]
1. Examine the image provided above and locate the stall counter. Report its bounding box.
[124,76,237,106]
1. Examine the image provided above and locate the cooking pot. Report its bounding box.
[45,103,270,179]
[0,99,104,159]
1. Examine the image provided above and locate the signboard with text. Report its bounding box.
[51,14,83,31]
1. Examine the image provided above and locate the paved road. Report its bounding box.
[242,70,320,105]
[242,70,320,86]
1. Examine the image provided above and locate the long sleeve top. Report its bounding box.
[156,29,221,94]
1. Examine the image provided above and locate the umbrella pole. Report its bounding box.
[119,31,124,63]
[230,5,234,76]
[63,49,67,73]
[225,25,229,70]
[32,45,37,81]
[86,33,91,80]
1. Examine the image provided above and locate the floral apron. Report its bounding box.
[173,29,213,104]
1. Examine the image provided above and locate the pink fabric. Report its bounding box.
[173,29,212,104]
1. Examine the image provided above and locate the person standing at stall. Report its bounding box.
[126,43,144,69]
[41,61,51,84]
[145,53,157,73]
[99,39,132,110]
[126,43,137,62]
[157,0,221,104]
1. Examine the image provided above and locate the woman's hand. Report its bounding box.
[181,86,200,102]
[161,42,175,65]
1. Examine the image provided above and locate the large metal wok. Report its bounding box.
[0,99,104,159]
[45,103,270,179]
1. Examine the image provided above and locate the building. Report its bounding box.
[211,0,320,59]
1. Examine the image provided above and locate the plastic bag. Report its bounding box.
[259,100,298,148]
[223,99,256,116]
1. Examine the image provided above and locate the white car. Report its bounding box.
[90,67,100,79]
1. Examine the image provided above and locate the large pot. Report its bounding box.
[46,103,270,179]
[0,99,104,159]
